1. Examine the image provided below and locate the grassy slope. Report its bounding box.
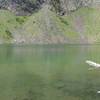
[0,7,100,44]
[0,10,27,42]
[21,7,100,43]
[65,7,100,43]
[20,6,79,43]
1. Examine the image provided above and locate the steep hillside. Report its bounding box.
[11,6,100,44]
[0,10,27,43]
[12,5,80,44]
[0,0,100,44]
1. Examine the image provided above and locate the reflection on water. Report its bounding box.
[0,45,100,100]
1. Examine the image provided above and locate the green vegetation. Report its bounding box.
[66,7,100,43]
[21,7,100,43]
[16,16,27,25]
[0,10,27,41]
[0,10,16,41]
[0,6,100,44]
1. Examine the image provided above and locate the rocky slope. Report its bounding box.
[0,0,93,15]
[0,0,44,15]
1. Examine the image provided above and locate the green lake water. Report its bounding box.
[0,45,100,100]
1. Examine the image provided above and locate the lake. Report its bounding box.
[0,45,100,100]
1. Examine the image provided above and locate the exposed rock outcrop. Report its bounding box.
[0,0,97,15]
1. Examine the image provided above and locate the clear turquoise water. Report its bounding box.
[0,45,100,100]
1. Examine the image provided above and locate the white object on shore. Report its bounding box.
[86,60,100,70]
[97,91,100,94]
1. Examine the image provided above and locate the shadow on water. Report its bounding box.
[0,71,46,100]
[12,73,46,100]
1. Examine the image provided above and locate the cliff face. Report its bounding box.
[0,0,44,15]
[49,0,93,15]
[0,0,94,15]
